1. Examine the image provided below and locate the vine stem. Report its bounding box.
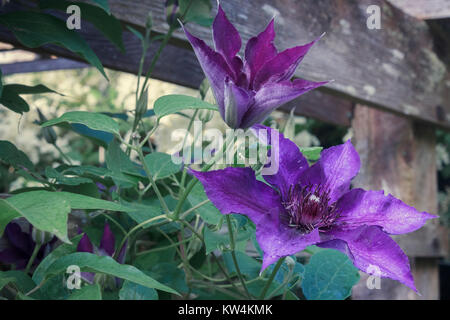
[25,244,41,274]
[259,257,285,300]
[226,215,252,299]
[113,214,168,260]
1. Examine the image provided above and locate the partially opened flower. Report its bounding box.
[77,223,127,284]
[0,220,56,270]
[182,5,328,129]
[190,126,435,291]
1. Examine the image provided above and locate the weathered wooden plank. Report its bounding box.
[0,23,353,126]
[0,58,88,75]
[99,0,450,128]
[350,104,447,299]
[387,0,450,20]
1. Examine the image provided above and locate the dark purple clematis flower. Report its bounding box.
[0,221,56,270]
[182,5,328,129]
[77,223,127,284]
[190,126,435,291]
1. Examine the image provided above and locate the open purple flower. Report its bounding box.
[190,126,435,291]
[182,5,328,129]
[0,221,56,270]
[77,223,127,284]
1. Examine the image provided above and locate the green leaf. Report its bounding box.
[187,183,221,225]
[3,84,60,95]
[180,0,213,27]
[203,222,254,255]
[149,263,188,294]
[0,11,106,78]
[299,147,323,162]
[68,284,102,300]
[119,280,158,300]
[0,84,60,114]
[0,191,132,243]
[301,249,360,300]
[0,140,34,170]
[223,251,261,279]
[106,140,142,188]
[90,0,110,14]
[45,252,179,295]
[154,94,217,120]
[0,86,30,113]
[33,235,83,284]
[144,152,181,180]
[46,167,93,186]
[40,0,124,52]
[0,271,42,298]
[42,111,119,135]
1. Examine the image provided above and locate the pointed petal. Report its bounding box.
[261,228,320,271]
[253,37,320,89]
[182,24,234,111]
[245,19,277,85]
[321,225,417,291]
[251,125,309,199]
[189,167,282,226]
[116,239,128,264]
[100,223,115,257]
[240,79,328,129]
[223,78,253,128]
[77,234,94,253]
[299,140,361,203]
[0,248,28,268]
[335,189,436,235]
[5,222,33,255]
[213,5,241,63]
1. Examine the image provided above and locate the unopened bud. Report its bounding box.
[146,12,153,30]
[165,0,181,28]
[31,228,54,246]
[37,108,57,145]
[283,108,296,141]
[198,109,214,123]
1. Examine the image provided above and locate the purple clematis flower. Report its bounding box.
[182,5,328,129]
[0,221,56,270]
[190,126,435,291]
[77,223,127,284]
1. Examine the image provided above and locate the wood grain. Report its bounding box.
[387,0,450,20]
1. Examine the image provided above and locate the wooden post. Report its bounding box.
[351,104,447,299]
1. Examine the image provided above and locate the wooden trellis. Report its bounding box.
[0,0,449,299]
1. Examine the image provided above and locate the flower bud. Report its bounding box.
[146,12,153,30]
[165,0,181,29]
[37,108,57,145]
[135,89,148,122]
[198,109,214,123]
[31,227,54,246]
[283,108,296,141]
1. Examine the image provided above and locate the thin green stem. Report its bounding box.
[25,244,41,274]
[53,143,72,165]
[113,214,168,260]
[137,147,171,215]
[226,215,252,299]
[259,257,285,300]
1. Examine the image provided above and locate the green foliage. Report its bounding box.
[301,249,360,300]
[154,94,218,120]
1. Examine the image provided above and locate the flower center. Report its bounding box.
[281,184,339,233]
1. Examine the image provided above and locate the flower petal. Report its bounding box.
[213,5,241,66]
[244,19,277,86]
[77,233,94,253]
[182,24,234,112]
[100,223,115,257]
[335,189,436,234]
[240,79,328,129]
[0,248,28,269]
[253,36,320,90]
[190,167,282,226]
[299,140,360,203]
[223,78,253,128]
[320,225,417,291]
[4,222,33,255]
[260,227,320,270]
[251,125,309,199]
